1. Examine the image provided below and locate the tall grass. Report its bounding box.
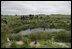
[28,31,71,42]
[1,15,71,48]
[54,31,71,42]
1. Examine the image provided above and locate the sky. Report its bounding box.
[1,1,71,15]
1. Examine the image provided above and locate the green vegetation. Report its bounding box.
[1,14,71,48]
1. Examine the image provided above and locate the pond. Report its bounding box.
[14,28,66,35]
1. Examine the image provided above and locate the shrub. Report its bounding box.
[10,41,17,48]
[29,32,52,41]
[15,34,24,41]
[9,34,23,41]
[54,31,71,42]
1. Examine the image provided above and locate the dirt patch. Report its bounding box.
[29,41,40,47]
[52,42,69,47]
[16,41,24,45]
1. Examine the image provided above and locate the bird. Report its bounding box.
[7,37,10,42]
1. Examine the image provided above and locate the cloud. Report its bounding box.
[1,1,71,15]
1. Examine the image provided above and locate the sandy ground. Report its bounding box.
[29,41,40,47]
[5,40,69,48]
[52,42,69,47]
[5,41,24,47]
[16,41,24,45]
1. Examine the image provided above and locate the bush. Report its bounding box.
[23,37,30,44]
[54,31,71,42]
[29,32,52,41]
[10,41,17,48]
[9,34,23,41]
[15,34,24,41]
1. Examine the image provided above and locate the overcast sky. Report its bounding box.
[1,1,71,15]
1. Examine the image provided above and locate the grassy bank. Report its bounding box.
[1,14,71,48]
[1,31,71,48]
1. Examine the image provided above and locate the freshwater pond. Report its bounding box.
[13,28,66,35]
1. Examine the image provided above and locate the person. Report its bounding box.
[21,16,23,20]
[4,20,7,24]
[44,27,45,30]
[22,16,24,20]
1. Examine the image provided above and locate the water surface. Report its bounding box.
[18,28,66,35]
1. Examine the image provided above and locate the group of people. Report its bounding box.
[3,15,37,24]
[21,15,34,20]
[21,16,25,20]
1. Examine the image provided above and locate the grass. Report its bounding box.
[1,31,71,48]
[3,31,70,48]
[1,14,71,48]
